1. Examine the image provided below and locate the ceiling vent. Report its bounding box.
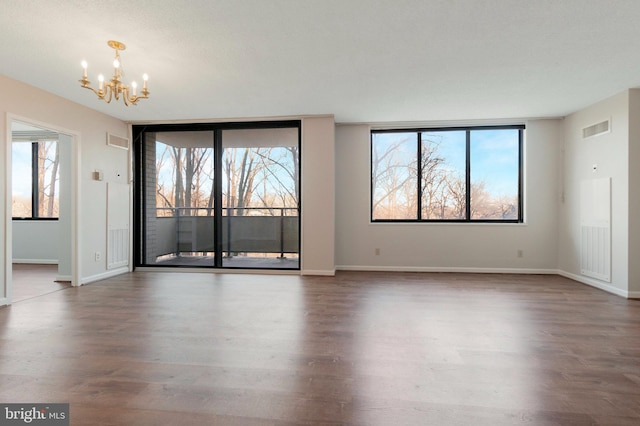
[107,133,129,150]
[582,119,610,139]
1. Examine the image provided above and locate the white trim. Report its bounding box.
[81,266,129,285]
[55,275,72,282]
[628,291,640,299]
[3,115,13,305]
[558,270,629,298]
[301,269,336,276]
[12,259,58,264]
[336,265,557,274]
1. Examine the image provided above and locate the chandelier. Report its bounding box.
[79,40,149,106]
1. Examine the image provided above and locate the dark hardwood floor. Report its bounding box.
[0,271,639,425]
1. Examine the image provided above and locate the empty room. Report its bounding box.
[1,1,639,425]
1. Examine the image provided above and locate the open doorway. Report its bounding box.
[7,119,76,302]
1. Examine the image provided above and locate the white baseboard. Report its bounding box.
[81,266,129,286]
[301,269,336,276]
[628,291,640,299]
[55,275,72,282]
[336,265,635,299]
[336,265,558,274]
[12,259,58,265]
[558,270,630,298]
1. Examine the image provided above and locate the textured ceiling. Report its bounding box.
[2,0,640,123]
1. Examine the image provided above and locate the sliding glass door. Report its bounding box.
[221,128,299,268]
[140,130,215,266]
[134,121,300,270]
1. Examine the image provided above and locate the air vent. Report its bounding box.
[107,133,129,150]
[582,119,610,139]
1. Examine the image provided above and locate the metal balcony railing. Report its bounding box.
[155,207,299,258]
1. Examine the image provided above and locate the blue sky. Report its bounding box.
[423,129,518,197]
[12,143,33,197]
[374,128,519,198]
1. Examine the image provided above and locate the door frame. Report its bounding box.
[3,113,81,305]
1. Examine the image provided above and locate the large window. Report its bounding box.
[12,141,60,219]
[371,125,523,222]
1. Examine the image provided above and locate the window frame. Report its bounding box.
[12,140,60,221]
[370,124,524,224]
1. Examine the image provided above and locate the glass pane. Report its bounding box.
[421,131,466,219]
[221,128,299,269]
[144,131,215,266]
[12,142,32,218]
[470,129,520,220]
[37,141,60,218]
[371,133,417,220]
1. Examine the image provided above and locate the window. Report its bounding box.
[12,141,60,219]
[371,125,523,222]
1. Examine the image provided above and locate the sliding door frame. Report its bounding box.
[132,120,301,270]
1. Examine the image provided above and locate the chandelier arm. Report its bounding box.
[123,87,132,106]
[80,82,106,100]
[125,85,144,105]
[102,85,113,103]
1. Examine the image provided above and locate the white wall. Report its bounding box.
[629,89,640,296]
[301,116,336,275]
[335,119,562,272]
[558,90,630,296]
[1,74,130,302]
[12,221,59,263]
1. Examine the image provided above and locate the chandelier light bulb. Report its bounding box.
[81,60,88,78]
[131,81,137,96]
[98,74,104,91]
[113,59,120,68]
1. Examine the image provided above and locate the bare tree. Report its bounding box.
[371,136,417,219]
[420,139,447,219]
[445,174,466,219]
[223,147,267,216]
[254,146,299,214]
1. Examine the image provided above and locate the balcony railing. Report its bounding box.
[154,207,299,259]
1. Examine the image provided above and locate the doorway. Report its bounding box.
[5,118,77,304]
[133,121,301,270]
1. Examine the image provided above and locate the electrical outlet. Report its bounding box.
[95,251,102,262]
